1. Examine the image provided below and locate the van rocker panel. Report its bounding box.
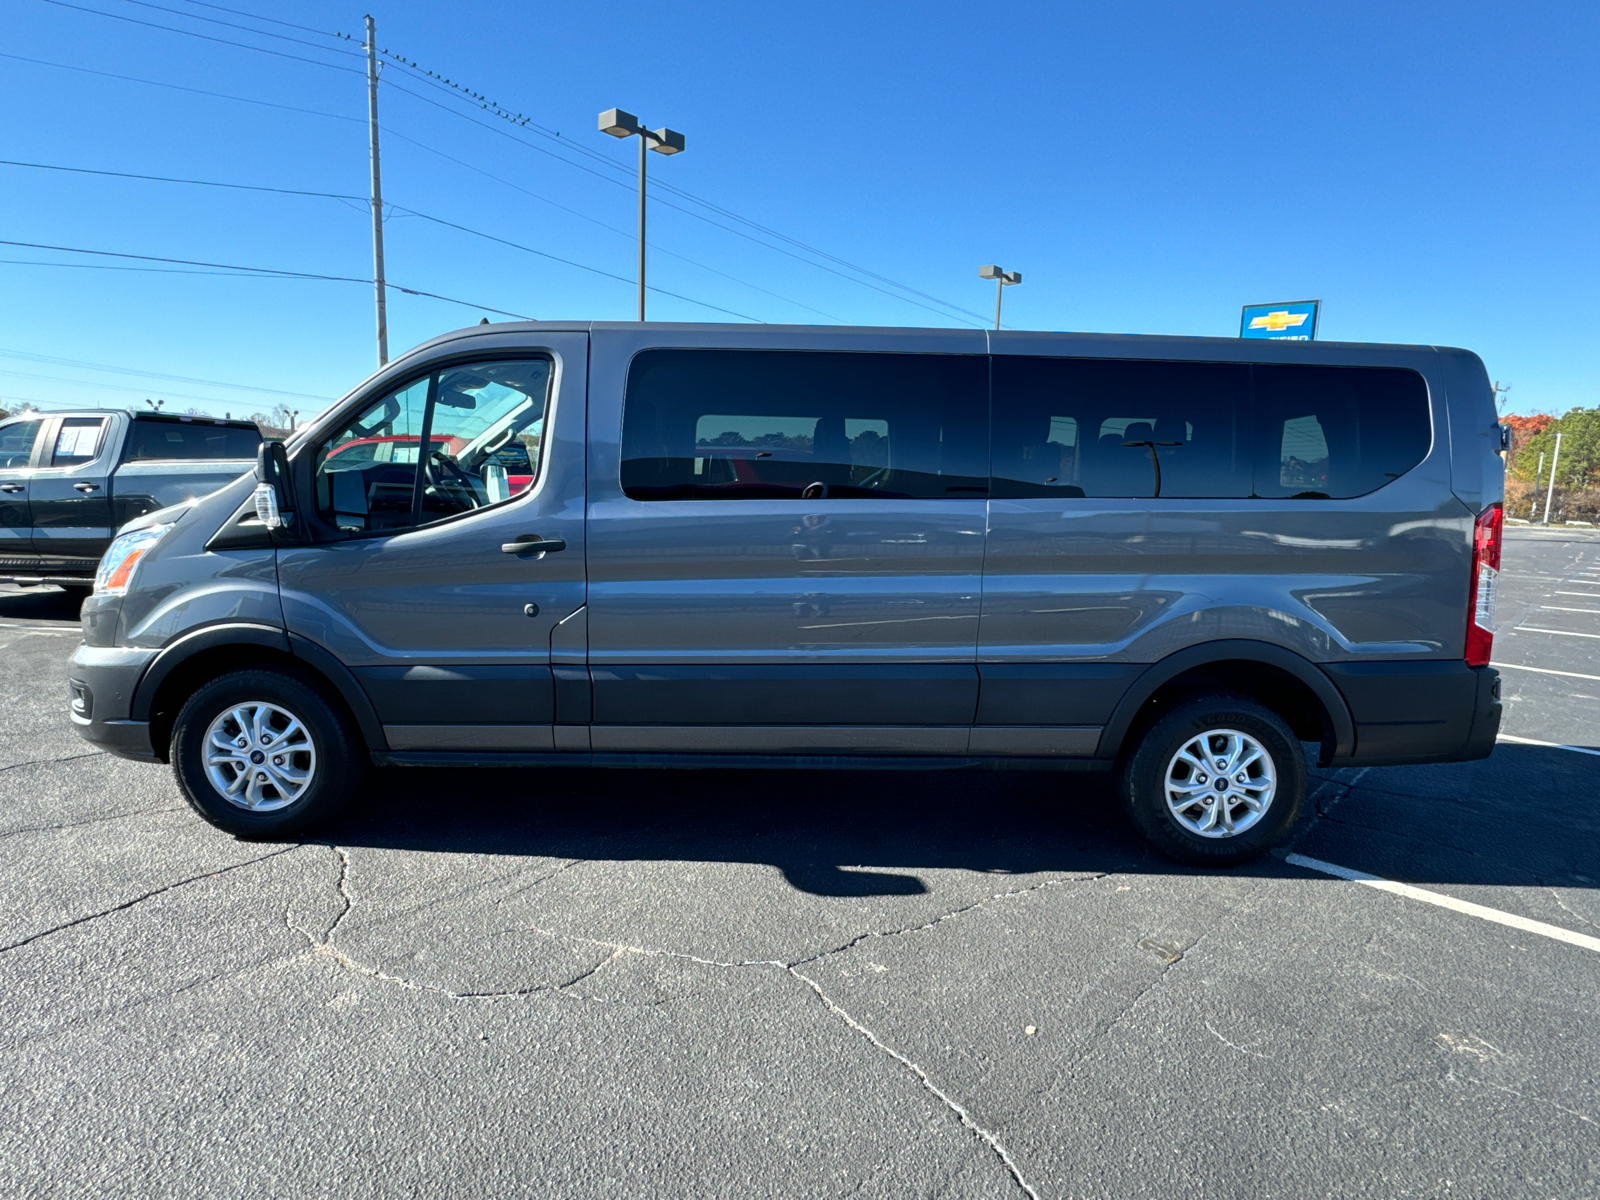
[354,664,555,726]
[590,664,979,726]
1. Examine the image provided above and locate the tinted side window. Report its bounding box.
[991,357,1250,498]
[1251,364,1430,499]
[0,420,43,469]
[621,349,989,500]
[125,421,262,461]
[51,417,109,467]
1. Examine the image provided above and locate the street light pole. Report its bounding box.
[600,109,686,321]
[978,264,1022,330]
[1543,431,1564,525]
[637,131,647,322]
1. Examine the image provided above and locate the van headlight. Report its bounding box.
[94,523,174,597]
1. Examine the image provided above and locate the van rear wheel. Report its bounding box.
[1119,694,1304,867]
[171,668,364,838]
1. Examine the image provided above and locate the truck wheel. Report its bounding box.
[171,668,365,838]
[1119,694,1304,867]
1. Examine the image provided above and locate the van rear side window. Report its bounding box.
[991,357,1431,500]
[1251,364,1431,499]
[990,357,1250,498]
[621,349,989,500]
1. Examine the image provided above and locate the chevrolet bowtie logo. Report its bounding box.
[1248,310,1310,332]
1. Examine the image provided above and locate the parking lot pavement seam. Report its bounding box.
[0,750,103,775]
[1449,1073,1599,1129]
[1545,888,1600,931]
[1204,1022,1272,1059]
[286,900,641,1003]
[0,844,303,955]
[785,963,1043,1200]
[0,803,183,842]
[1091,877,1271,1050]
[788,872,1112,971]
[318,844,355,943]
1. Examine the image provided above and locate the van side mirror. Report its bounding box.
[253,441,294,530]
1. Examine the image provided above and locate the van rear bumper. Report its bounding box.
[1322,661,1500,766]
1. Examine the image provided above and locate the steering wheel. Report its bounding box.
[424,450,482,509]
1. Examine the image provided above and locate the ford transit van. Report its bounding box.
[67,323,1504,865]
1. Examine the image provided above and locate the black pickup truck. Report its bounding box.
[0,409,262,591]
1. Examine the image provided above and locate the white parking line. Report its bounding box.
[1497,733,1600,757]
[1495,662,1600,683]
[1555,591,1600,597]
[1540,606,1600,614]
[1514,626,1600,639]
[1285,854,1600,954]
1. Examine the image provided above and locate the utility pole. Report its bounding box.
[1543,431,1564,525]
[1491,380,1511,411]
[365,14,389,367]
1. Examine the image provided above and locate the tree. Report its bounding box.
[1502,413,1554,469]
[1514,409,1600,489]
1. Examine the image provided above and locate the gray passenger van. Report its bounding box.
[67,323,1505,865]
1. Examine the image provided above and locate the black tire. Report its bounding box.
[1119,693,1305,867]
[171,668,365,838]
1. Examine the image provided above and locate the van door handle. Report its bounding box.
[0,484,23,494]
[502,535,567,555]
[73,482,101,493]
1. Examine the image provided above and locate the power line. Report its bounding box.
[2,49,888,325]
[386,207,761,322]
[0,158,365,202]
[0,157,775,320]
[378,128,843,321]
[34,0,363,74]
[32,0,990,325]
[0,347,329,400]
[0,240,531,318]
[168,0,338,38]
[0,50,363,123]
[0,366,268,409]
[108,0,356,55]
[374,70,988,326]
[0,256,282,277]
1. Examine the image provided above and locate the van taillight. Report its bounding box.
[1465,502,1503,667]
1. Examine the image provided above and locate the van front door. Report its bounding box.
[277,338,587,752]
[584,330,989,754]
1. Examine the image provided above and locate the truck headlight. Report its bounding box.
[94,523,174,597]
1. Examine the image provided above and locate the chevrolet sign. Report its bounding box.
[1240,300,1320,340]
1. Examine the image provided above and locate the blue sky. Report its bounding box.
[0,0,1593,421]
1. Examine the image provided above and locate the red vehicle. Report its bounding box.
[324,434,534,493]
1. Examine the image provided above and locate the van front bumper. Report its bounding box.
[1323,661,1500,766]
[68,643,161,763]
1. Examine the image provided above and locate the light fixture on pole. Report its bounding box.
[978,265,1021,330]
[599,108,686,321]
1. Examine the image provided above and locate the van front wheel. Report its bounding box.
[1119,695,1304,866]
[171,668,363,837]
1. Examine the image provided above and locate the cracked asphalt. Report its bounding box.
[3,528,1599,1198]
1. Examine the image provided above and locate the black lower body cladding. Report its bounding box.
[1323,660,1500,766]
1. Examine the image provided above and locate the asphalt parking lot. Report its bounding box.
[3,528,1598,1198]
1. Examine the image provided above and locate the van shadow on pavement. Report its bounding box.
[317,742,1599,897]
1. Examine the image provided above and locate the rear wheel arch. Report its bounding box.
[1098,641,1354,768]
